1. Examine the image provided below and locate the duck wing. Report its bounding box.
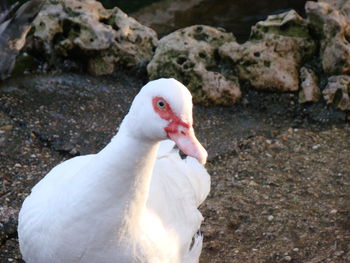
[147,140,211,262]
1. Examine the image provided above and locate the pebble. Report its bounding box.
[249,180,258,186]
[267,215,274,221]
[283,255,292,261]
[330,209,338,214]
[0,125,13,131]
[69,147,79,155]
[334,250,344,256]
[312,144,321,150]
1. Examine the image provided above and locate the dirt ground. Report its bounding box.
[0,72,349,262]
[202,126,350,263]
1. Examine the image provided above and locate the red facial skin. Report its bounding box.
[152,96,190,136]
[152,96,207,164]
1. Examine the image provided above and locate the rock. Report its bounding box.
[0,0,45,80]
[330,209,338,214]
[0,205,18,245]
[283,255,292,262]
[147,25,241,106]
[250,9,316,59]
[319,0,350,18]
[220,36,299,92]
[306,1,350,75]
[298,67,321,103]
[219,10,316,92]
[0,124,13,132]
[323,75,350,110]
[27,0,158,76]
[250,10,312,45]
[249,180,258,186]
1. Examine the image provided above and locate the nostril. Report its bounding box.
[181,131,186,136]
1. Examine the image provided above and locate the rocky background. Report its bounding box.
[5,0,350,110]
[1,0,350,262]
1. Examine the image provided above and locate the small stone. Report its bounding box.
[69,148,79,156]
[312,144,321,150]
[283,255,292,261]
[293,247,299,252]
[323,75,350,111]
[330,209,338,214]
[334,250,344,256]
[298,67,321,103]
[267,215,274,221]
[249,180,258,186]
[2,125,13,131]
[263,195,269,200]
[14,163,22,168]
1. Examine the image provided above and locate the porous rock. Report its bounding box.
[298,67,321,103]
[147,25,241,106]
[323,75,350,110]
[319,0,350,19]
[306,1,350,75]
[250,10,312,44]
[219,10,316,92]
[28,0,158,75]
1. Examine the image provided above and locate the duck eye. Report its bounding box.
[157,100,166,110]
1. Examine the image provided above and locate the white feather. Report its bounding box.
[18,79,211,263]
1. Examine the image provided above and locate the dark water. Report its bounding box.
[5,0,308,42]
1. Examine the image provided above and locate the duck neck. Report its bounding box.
[95,123,159,225]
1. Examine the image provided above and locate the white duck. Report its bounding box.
[18,78,211,263]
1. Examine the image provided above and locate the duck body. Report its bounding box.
[18,79,210,263]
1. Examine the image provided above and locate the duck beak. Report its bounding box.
[167,125,208,165]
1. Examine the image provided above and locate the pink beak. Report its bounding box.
[167,126,208,165]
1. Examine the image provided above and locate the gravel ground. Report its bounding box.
[201,126,350,263]
[0,72,349,262]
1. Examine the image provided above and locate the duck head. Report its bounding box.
[124,78,207,164]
